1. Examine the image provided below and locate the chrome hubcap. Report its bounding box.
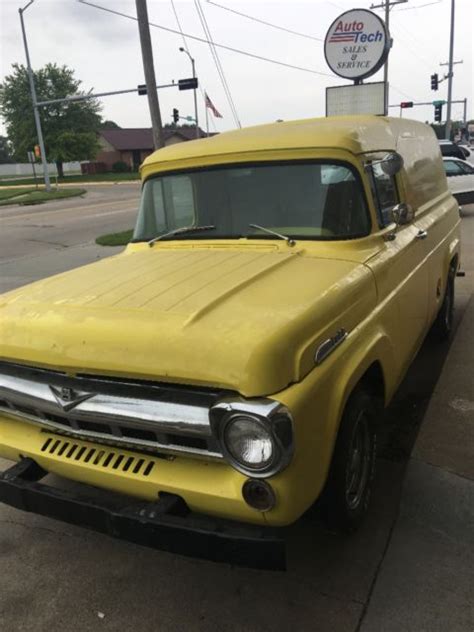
[345,412,371,510]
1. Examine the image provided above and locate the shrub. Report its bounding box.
[112,161,130,173]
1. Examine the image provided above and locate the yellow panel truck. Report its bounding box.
[0,116,460,570]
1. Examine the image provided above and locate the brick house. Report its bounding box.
[95,127,210,172]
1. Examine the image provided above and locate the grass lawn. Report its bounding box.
[0,188,35,201]
[0,187,86,206]
[0,172,140,187]
[96,229,134,246]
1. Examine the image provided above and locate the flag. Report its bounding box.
[205,92,223,118]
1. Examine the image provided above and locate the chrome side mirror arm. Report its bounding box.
[384,203,414,241]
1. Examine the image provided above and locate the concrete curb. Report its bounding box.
[0,180,140,190]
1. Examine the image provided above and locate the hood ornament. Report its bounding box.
[49,385,94,412]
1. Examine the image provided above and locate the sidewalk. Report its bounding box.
[361,296,474,632]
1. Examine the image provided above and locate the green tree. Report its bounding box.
[0,136,14,163]
[100,120,121,129]
[0,63,102,176]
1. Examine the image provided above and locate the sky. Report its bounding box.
[0,0,473,138]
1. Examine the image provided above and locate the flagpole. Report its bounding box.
[205,94,209,136]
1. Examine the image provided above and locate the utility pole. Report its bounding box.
[135,0,164,149]
[370,0,408,114]
[445,0,456,140]
[19,1,51,192]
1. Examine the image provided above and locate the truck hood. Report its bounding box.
[0,246,376,396]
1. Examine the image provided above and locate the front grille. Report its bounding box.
[40,436,156,477]
[0,361,225,460]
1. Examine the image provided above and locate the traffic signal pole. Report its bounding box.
[389,98,467,125]
[445,0,455,140]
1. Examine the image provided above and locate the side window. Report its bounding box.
[444,160,464,176]
[370,163,399,227]
[458,161,474,175]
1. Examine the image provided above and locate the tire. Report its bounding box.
[432,270,455,341]
[321,389,378,533]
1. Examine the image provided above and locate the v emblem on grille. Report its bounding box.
[49,385,95,412]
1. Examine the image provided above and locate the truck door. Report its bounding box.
[365,164,429,371]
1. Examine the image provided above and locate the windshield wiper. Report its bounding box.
[148,225,216,247]
[248,224,295,247]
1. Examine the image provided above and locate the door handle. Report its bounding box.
[415,229,428,240]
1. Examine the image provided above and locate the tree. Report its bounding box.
[0,63,102,176]
[0,136,14,163]
[100,120,121,129]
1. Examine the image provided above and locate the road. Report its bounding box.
[0,191,472,631]
[0,184,139,292]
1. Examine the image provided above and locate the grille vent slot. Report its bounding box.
[40,436,155,477]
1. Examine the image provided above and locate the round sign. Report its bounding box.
[324,8,390,81]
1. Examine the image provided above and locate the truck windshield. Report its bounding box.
[132,162,370,242]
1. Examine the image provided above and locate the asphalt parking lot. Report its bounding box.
[0,191,473,631]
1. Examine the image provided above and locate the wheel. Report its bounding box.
[432,270,455,341]
[321,389,378,533]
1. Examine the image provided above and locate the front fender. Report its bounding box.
[260,324,396,525]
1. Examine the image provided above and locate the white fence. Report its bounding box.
[0,162,82,178]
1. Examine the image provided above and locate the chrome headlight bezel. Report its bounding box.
[209,398,294,478]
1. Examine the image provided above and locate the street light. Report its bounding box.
[179,47,199,139]
[19,0,52,191]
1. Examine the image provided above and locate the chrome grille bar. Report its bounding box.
[0,363,224,460]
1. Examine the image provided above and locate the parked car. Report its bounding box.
[439,139,467,160]
[0,116,461,570]
[458,144,474,164]
[443,156,474,205]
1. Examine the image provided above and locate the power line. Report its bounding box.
[169,0,217,132]
[395,0,443,10]
[206,1,324,42]
[194,0,241,128]
[169,0,189,51]
[390,17,435,70]
[391,84,416,100]
[77,0,332,77]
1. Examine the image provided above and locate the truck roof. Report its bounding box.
[141,115,431,175]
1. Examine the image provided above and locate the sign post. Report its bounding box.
[324,9,391,116]
[27,150,38,189]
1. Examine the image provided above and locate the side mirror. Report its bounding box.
[391,202,414,225]
[365,152,404,176]
[381,152,404,176]
[385,203,414,241]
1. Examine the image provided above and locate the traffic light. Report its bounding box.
[172,108,179,124]
[431,73,439,91]
[400,101,414,109]
[434,102,443,123]
[137,84,147,96]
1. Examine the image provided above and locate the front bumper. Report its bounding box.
[0,457,286,570]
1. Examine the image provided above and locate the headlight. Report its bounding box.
[210,399,294,478]
[224,415,274,470]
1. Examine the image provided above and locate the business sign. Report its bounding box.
[324,9,390,81]
[326,82,386,116]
